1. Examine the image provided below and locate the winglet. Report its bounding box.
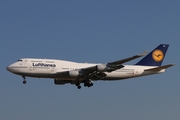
[138,51,149,57]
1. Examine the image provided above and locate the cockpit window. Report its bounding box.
[17,60,22,62]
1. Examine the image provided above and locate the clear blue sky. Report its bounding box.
[0,0,180,120]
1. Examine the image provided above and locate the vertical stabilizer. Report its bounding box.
[136,44,169,66]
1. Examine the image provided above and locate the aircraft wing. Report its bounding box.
[107,51,148,65]
[144,64,175,71]
[82,52,147,81]
[80,51,148,74]
[55,51,148,81]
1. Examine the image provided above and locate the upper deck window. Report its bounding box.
[31,61,42,62]
[46,61,54,63]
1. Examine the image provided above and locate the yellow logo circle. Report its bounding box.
[152,50,164,62]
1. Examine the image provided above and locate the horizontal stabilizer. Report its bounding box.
[144,64,175,71]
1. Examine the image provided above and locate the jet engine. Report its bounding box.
[68,71,80,77]
[96,64,112,72]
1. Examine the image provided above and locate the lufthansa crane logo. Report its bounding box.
[152,49,164,62]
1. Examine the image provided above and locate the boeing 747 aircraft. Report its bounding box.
[6,44,174,89]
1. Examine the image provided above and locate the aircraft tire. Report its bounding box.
[77,86,81,89]
[23,80,27,84]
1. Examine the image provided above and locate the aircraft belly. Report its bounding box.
[17,72,77,80]
[103,71,135,80]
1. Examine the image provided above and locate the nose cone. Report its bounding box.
[6,64,16,73]
[6,65,12,72]
[6,62,20,74]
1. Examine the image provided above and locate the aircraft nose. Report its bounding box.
[6,64,15,73]
[6,65,11,72]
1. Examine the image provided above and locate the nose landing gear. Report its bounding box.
[22,76,27,84]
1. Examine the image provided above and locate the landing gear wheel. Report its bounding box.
[76,82,81,89]
[84,81,93,87]
[84,83,87,87]
[77,86,81,89]
[23,80,27,84]
[22,76,26,84]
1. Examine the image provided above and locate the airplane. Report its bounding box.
[6,44,174,89]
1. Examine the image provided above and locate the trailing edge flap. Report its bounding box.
[144,64,175,71]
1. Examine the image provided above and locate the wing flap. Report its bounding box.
[144,64,175,71]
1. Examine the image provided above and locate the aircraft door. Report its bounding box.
[134,69,143,76]
[25,60,33,71]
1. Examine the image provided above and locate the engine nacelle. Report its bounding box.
[96,64,109,72]
[96,64,116,72]
[68,71,80,77]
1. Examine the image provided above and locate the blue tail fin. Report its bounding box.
[136,44,169,66]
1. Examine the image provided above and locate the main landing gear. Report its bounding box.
[22,76,27,84]
[84,81,93,87]
[75,80,94,89]
[76,83,81,89]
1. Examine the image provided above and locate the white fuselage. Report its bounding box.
[6,58,165,81]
